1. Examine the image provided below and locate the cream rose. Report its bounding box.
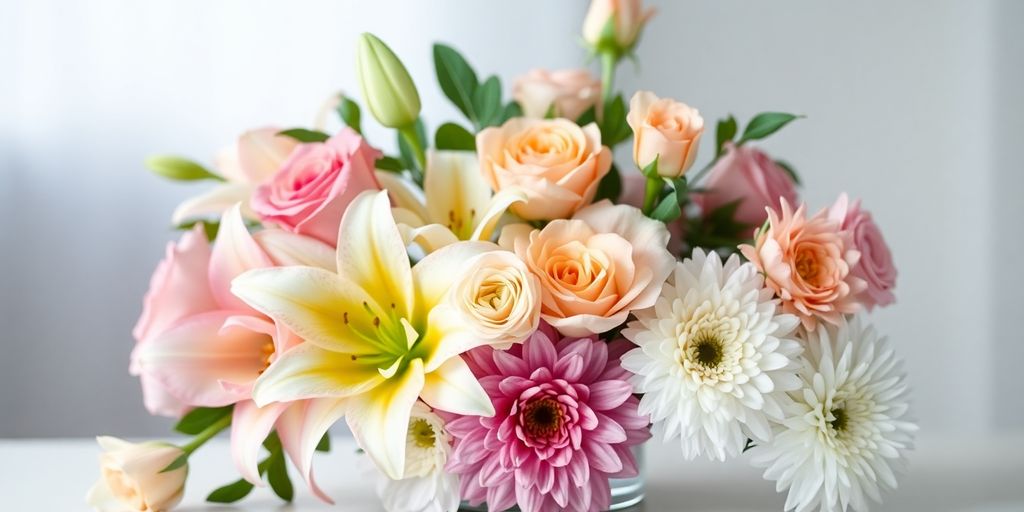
[86,437,187,512]
[512,68,601,121]
[477,118,612,221]
[500,201,674,337]
[447,249,542,345]
[626,90,704,178]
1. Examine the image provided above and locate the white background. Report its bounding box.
[1,0,1022,442]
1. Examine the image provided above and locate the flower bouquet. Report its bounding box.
[89,1,917,511]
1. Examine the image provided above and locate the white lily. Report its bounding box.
[376,150,526,252]
[232,190,498,480]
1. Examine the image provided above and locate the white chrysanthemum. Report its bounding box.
[750,315,918,512]
[364,402,460,512]
[621,249,804,460]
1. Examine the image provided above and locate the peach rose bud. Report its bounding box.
[86,437,187,512]
[513,69,601,121]
[627,90,704,178]
[582,0,656,52]
[477,118,612,221]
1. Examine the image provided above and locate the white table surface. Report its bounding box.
[2,433,1022,511]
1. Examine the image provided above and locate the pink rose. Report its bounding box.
[739,199,866,330]
[694,142,798,227]
[251,128,381,244]
[828,193,896,309]
[512,68,601,121]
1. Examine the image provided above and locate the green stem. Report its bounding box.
[398,124,426,182]
[182,414,231,455]
[642,175,663,214]
[600,51,618,104]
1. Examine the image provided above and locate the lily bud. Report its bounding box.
[356,33,421,129]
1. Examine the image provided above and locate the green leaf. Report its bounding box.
[266,451,294,502]
[737,112,801,144]
[640,155,660,179]
[278,128,330,143]
[160,453,188,473]
[576,105,597,126]
[175,406,233,435]
[775,159,801,185]
[375,155,405,172]
[715,115,738,156]
[145,155,223,182]
[500,101,522,123]
[206,478,255,503]
[435,122,476,150]
[433,43,479,123]
[174,220,219,241]
[599,95,631,146]
[651,191,682,223]
[336,96,362,135]
[316,432,331,452]
[594,163,622,203]
[474,75,502,128]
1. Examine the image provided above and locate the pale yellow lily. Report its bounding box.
[231,190,498,480]
[376,150,526,252]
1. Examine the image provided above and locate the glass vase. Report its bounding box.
[459,444,646,511]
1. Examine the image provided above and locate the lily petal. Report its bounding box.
[230,400,289,486]
[231,266,386,355]
[277,398,348,504]
[424,151,492,240]
[252,343,384,407]
[335,190,415,318]
[209,204,272,311]
[171,183,252,225]
[253,229,335,270]
[400,223,461,253]
[420,356,495,417]
[345,358,426,480]
[376,171,431,222]
[470,188,528,242]
[134,311,266,407]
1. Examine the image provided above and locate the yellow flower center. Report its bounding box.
[409,418,436,449]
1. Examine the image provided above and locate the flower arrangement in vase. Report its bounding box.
[89,1,916,511]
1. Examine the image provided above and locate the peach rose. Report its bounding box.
[627,90,704,178]
[582,0,655,50]
[693,142,798,227]
[477,118,612,221]
[499,201,674,336]
[740,199,866,329]
[86,437,187,512]
[251,128,381,244]
[828,194,896,310]
[447,248,541,346]
[512,68,601,121]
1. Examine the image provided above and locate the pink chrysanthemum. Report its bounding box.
[444,324,650,512]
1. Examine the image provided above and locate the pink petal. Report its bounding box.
[230,400,288,485]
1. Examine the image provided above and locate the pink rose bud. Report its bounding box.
[512,68,601,121]
[251,128,381,245]
[582,0,656,52]
[694,142,798,227]
[828,194,897,309]
[626,91,704,178]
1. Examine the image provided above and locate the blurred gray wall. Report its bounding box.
[1,0,1021,438]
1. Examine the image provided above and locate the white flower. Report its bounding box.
[364,402,460,512]
[750,315,918,512]
[621,249,803,460]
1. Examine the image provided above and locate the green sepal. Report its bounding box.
[316,432,331,452]
[145,155,223,182]
[435,122,476,151]
[543,103,558,120]
[160,453,188,473]
[206,479,255,503]
[278,128,330,143]
[174,406,233,435]
[737,112,802,144]
[174,220,219,242]
[336,96,362,135]
[640,155,660,179]
[650,192,681,223]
